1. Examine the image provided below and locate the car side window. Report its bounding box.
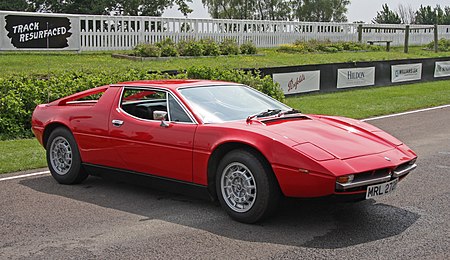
[121,88,167,120]
[168,94,193,123]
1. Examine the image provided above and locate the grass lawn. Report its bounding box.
[1,80,449,174]
[0,139,46,174]
[1,46,450,75]
[285,80,450,119]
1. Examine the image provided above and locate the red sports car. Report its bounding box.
[32,80,417,223]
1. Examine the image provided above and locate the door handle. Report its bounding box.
[112,119,124,127]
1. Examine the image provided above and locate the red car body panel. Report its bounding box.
[31,80,417,199]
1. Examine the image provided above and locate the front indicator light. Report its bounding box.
[336,174,354,184]
[298,168,310,174]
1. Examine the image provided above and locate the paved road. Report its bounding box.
[1,107,449,259]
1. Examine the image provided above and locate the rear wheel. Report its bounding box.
[46,127,87,184]
[216,149,280,223]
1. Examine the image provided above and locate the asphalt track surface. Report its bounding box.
[1,107,449,259]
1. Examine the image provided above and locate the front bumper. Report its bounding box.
[335,163,417,192]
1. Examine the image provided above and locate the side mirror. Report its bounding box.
[153,110,170,128]
[153,110,167,121]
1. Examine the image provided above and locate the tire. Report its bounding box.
[46,127,88,184]
[216,149,280,223]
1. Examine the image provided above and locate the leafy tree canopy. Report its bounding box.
[294,0,350,22]
[373,4,450,25]
[0,0,29,11]
[372,4,401,24]
[202,0,350,22]
[415,5,450,25]
[2,0,193,16]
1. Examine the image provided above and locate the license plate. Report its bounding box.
[366,178,398,199]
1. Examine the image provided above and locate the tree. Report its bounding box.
[293,0,350,22]
[415,5,450,25]
[372,4,401,24]
[201,0,257,19]
[443,7,450,25]
[202,0,350,22]
[0,0,29,11]
[114,0,192,16]
[255,0,293,20]
[25,0,192,16]
[201,0,292,20]
[415,5,437,25]
[397,4,416,24]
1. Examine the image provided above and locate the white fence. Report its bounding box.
[1,11,449,51]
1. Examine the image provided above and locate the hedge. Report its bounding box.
[0,67,283,140]
[134,38,256,57]
[278,40,384,53]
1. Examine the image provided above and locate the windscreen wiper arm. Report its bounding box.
[247,109,282,121]
[277,108,301,117]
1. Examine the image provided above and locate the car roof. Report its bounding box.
[110,79,241,92]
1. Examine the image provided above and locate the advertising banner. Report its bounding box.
[434,61,450,78]
[273,70,321,94]
[337,67,375,89]
[391,63,422,83]
[0,12,79,51]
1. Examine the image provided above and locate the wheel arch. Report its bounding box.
[206,141,280,199]
[42,122,71,149]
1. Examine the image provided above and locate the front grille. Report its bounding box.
[353,168,391,183]
[335,167,392,192]
[335,159,417,193]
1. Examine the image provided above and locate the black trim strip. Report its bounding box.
[82,163,214,201]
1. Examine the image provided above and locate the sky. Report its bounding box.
[163,0,447,23]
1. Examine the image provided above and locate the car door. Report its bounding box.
[108,87,197,182]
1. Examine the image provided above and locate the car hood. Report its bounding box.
[256,115,398,160]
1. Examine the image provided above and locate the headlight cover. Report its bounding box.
[293,142,335,161]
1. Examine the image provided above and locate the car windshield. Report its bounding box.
[178,85,291,123]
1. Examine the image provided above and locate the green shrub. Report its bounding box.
[0,67,283,140]
[177,40,189,56]
[220,38,240,55]
[133,43,161,57]
[178,39,204,56]
[133,38,259,57]
[155,38,175,48]
[426,38,450,51]
[240,41,257,54]
[156,38,178,57]
[160,45,178,57]
[323,46,339,53]
[367,45,384,51]
[330,43,344,51]
[200,38,221,56]
[278,40,380,53]
[277,43,307,53]
[184,40,204,56]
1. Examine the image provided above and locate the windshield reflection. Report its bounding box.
[179,85,290,123]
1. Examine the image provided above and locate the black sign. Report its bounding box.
[5,15,72,49]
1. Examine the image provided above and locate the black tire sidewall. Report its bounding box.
[216,149,279,223]
[46,127,86,184]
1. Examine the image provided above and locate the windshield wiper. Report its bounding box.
[277,108,301,117]
[247,109,282,121]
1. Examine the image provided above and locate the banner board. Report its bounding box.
[273,70,320,94]
[391,63,422,83]
[0,12,79,51]
[337,67,375,89]
[434,61,450,78]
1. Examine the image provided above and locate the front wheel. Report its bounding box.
[216,149,280,223]
[46,127,87,184]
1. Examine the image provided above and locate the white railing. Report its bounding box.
[1,11,449,51]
